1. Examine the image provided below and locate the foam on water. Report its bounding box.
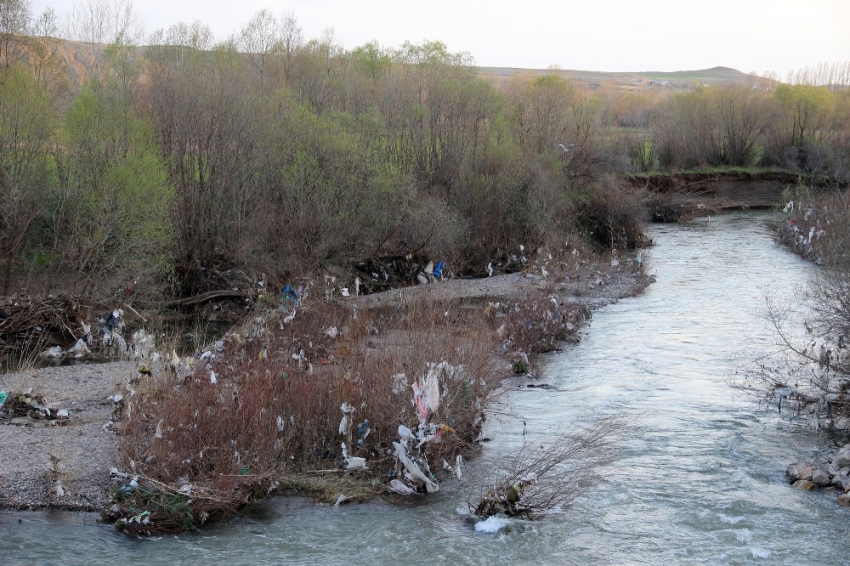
[474,516,511,533]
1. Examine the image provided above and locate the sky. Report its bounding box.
[30,0,850,79]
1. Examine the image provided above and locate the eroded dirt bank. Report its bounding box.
[629,171,825,213]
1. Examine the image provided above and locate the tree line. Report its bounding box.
[0,0,848,298]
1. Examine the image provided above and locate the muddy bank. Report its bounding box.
[629,170,817,217]
[0,261,650,512]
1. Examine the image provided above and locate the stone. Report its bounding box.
[812,469,832,487]
[832,476,850,491]
[838,493,850,506]
[793,480,817,491]
[832,453,850,469]
[839,467,850,477]
[786,461,813,483]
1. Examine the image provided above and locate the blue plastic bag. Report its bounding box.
[433,262,446,279]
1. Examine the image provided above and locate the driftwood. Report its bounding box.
[158,289,253,309]
[0,295,89,351]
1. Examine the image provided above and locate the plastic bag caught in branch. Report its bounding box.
[338,402,356,436]
[393,441,439,493]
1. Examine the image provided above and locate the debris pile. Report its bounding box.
[0,295,90,357]
[467,417,623,521]
[0,391,71,423]
[101,470,273,535]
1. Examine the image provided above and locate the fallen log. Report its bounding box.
[158,289,253,309]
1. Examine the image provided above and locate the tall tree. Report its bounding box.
[0,0,31,69]
[0,65,54,293]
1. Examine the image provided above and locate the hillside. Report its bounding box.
[16,34,753,93]
[478,65,753,89]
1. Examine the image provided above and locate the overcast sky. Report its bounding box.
[31,0,850,79]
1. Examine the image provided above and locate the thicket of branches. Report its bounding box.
[742,189,850,429]
[0,1,848,299]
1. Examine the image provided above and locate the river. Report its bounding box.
[3,211,848,565]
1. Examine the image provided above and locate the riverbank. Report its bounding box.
[629,169,845,222]
[0,257,651,513]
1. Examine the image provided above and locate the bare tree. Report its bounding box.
[467,417,623,519]
[65,0,143,79]
[0,0,31,69]
[239,9,280,85]
[279,11,302,83]
[0,65,54,293]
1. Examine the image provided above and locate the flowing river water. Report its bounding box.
[3,211,849,565]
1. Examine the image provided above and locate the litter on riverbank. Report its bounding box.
[0,255,650,530]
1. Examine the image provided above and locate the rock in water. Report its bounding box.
[786,461,813,483]
[812,468,832,487]
[793,480,817,491]
[832,449,850,469]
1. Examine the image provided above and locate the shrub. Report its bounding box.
[574,180,650,250]
[116,296,502,531]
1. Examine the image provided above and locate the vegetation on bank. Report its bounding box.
[0,0,847,533]
[741,184,850,430]
[627,167,800,179]
[101,255,642,534]
[0,1,846,306]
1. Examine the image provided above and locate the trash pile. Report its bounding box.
[324,254,449,297]
[0,391,70,423]
[105,294,500,534]
[385,361,467,496]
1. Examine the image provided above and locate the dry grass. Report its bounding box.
[115,296,503,532]
[493,290,588,357]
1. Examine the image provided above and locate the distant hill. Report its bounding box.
[478,65,753,89]
[12,35,754,93]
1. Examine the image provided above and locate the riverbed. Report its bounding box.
[3,212,848,565]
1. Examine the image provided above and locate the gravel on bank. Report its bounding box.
[0,261,650,512]
[0,362,135,510]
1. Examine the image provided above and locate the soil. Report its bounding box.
[0,260,650,511]
[629,170,814,214]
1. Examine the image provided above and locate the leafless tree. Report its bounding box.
[741,194,850,429]
[0,0,31,68]
[467,417,624,519]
